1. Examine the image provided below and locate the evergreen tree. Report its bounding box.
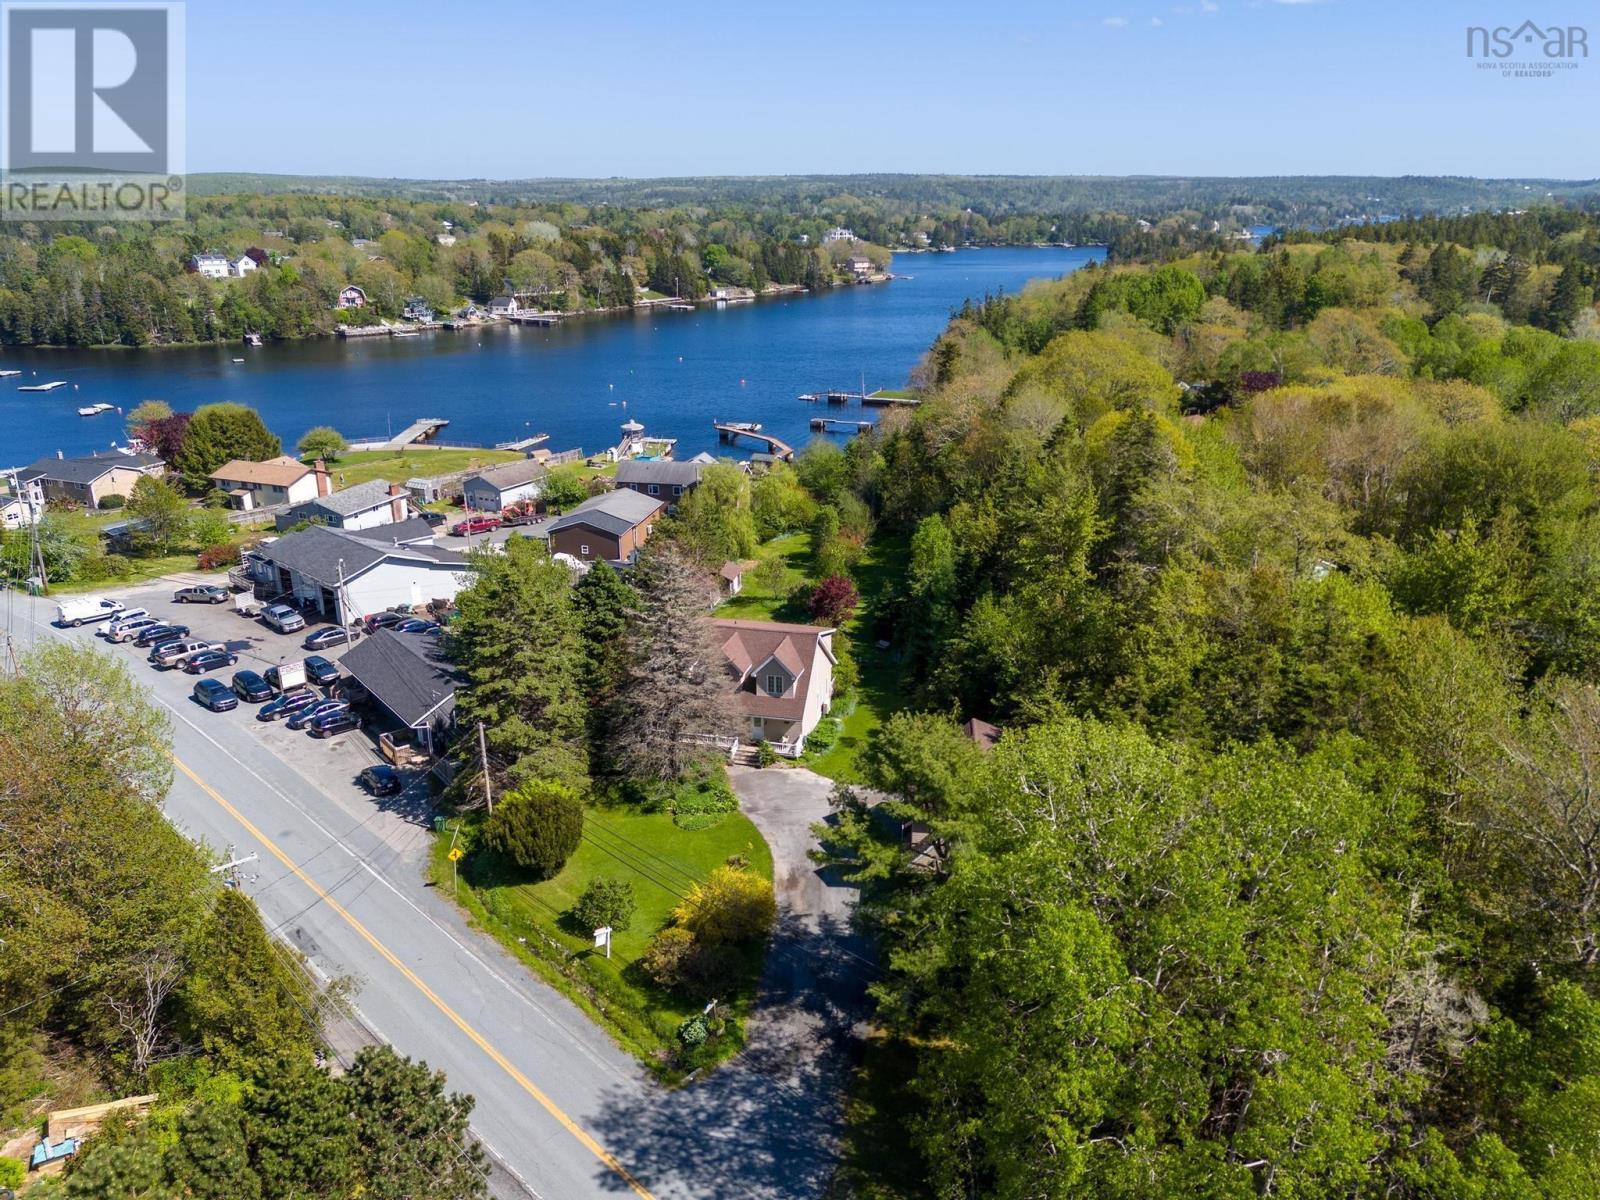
[610,544,740,780]
[344,1046,485,1200]
[172,403,281,490]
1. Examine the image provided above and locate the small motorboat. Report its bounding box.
[78,402,114,416]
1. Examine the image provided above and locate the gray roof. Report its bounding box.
[544,488,663,538]
[20,452,164,486]
[615,459,704,488]
[338,629,462,728]
[298,478,397,518]
[258,523,464,588]
[464,459,548,492]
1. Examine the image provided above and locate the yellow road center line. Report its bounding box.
[171,753,656,1200]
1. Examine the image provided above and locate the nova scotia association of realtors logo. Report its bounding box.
[1467,19,1588,78]
[0,1,185,220]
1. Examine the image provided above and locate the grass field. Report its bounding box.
[432,802,773,1078]
[312,447,523,487]
[42,509,270,595]
[716,531,812,622]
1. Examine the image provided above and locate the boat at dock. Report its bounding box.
[19,380,66,392]
[78,402,114,416]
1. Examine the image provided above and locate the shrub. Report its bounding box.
[757,740,779,768]
[196,543,236,571]
[480,780,583,879]
[97,493,125,510]
[101,553,131,578]
[573,878,636,934]
[671,773,738,829]
[0,1155,24,1188]
[672,866,776,946]
[681,942,745,1000]
[809,574,859,625]
[640,926,697,989]
[751,556,789,596]
[676,1014,708,1046]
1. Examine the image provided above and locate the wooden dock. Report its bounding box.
[810,417,872,434]
[503,312,563,327]
[382,417,450,451]
[713,421,794,461]
[494,432,551,453]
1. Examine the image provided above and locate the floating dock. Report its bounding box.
[713,421,794,461]
[19,380,66,392]
[494,433,552,453]
[382,417,450,451]
[810,417,873,434]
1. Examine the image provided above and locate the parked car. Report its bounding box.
[192,678,238,712]
[359,765,403,796]
[304,655,340,686]
[260,604,307,634]
[150,639,222,668]
[287,699,346,731]
[100,606,150,633]
[174,584,230,604]
[258,689,318,721]
[104,617,160,643]
[134,622,189,647]
[419,510,447,528]
[230,670,274,702]
[393,618,438,634]
[304,626,356,651]
[363,610,407,633]
[308,710,361,738]
[450,515,500,536]
[56,596,124,627]
[183,649,240,675]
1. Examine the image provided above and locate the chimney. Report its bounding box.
[389,482,407,524]
[313,458,331,496]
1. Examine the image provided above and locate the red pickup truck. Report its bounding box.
[450,515,502,536]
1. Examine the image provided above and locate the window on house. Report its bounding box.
[672,485,682,496]
[764,674,785,697]
[648,484,659,495]
[580,544,590,556]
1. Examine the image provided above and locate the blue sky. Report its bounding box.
[187,0,1597,178]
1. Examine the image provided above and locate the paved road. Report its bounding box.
[7,582,869,1200]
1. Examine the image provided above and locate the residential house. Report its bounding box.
[847,255,873,278]
[229,255,257,278]
[337,628,462,755]
[713,618,836,755]
[18,452,165,508]
[963,717,1001,751]
[276,478,414,532]
[823,227,856,244]
[402,296,434,322]
[541,489,663,565]
[1,493,35,530]
[613,458,706,511]
[336,285,367,310]
[488,294,520,317]
[209,455,327,510]
[461,459,548,512]
[245,521,464,626]
[186,253,229,279]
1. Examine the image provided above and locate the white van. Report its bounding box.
[56,596,125,627]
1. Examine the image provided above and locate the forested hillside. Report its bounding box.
[826,210,1600,1198]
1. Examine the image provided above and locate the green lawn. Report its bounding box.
[43,510,270,595]
[314,448,523,488]
[431,802,773,1079]
[717,532,812,622]
[866,388,916,401]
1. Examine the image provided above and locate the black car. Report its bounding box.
[308,710,361,738]
[174,584,230,604]
[134,622,189,647]
[304,655,340,686]
[304,626,356,651]
[287,699,346,731]
[192,678,238,712]
[419,510,447,527]
[258,688,318,721]
[230,670,274,702]
[359,764,403,796]
[363,610,407,633]
[183,650,239,675]
[393,619,438,634]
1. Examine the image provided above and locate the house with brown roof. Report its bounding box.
[541,489,664,565]
[209,455,329,510]
[713,618,836,755]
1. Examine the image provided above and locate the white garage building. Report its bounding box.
[246,520,467,626]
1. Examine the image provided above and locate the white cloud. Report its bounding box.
[1150,15,1165,24]
[1200,0,1220,12]
[1102,15,1128,26]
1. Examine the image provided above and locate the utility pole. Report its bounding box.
[478,720,493,813]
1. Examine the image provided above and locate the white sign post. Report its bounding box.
[593,926,613,959]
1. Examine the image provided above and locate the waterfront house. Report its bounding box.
[209,455,325,510]
[276,477,413,532]
[18,452,165,508]
[488,294,520,317]
[847,255,873,278]
[713,618,836,755]
[1,493,35,530]
[245,522,463,626]
[402,296,434,322]
[186,253,229,279]
[614,458,706,512]
[229,255,257,278]
[823,227,856,244]
[461,459,548,512]
[337,628,462,756]
[336,285,367,310]
[541,489,664,565]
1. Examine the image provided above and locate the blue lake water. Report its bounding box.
[0,246,1103,468]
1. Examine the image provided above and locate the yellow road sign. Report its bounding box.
[448,846,464,862]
